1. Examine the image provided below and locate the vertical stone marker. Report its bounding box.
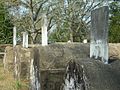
[42,14,48,46]
[13,26,17,47]
[23,32,28,48]
[90,6,109,64]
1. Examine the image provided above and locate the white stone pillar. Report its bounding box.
[23,32,28,48]
[23,32,25,48]
[42,14,48,46]
[103,0,108,6]
[26,32,28,48]
[83,39,87,43]
[13,26,17,47]
[90,6,109,64]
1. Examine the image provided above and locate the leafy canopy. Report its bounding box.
[0,1,13,44]
[109,1,120,43]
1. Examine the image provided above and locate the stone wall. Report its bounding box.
[3,45,31,79]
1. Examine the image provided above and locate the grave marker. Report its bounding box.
[90,6,109,64]
[42,14,48,46]
[23,32,28,48]
[13,26,17,47]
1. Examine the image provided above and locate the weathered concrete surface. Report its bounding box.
[35,43,90,90]
[37,43,120,69]
[38,43,89,69]
[91,6,109,41]
[3,43,120,90]
[4,45,31,79]
[40,69,65,90]
[3,46,14,72]
[90,6,109,63]
[63,59,120,90]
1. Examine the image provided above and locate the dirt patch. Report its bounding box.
[109,43,120,60]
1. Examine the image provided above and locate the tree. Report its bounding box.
[7,0,55,44]
[7,0,105,43]
[49,0,104,42]
[0,1,13,44]
[109,1,120,43]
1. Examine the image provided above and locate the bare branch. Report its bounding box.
[20,1,29,8]
[34,0,48,21]
[47,16,53,30]
[34,17,42,25]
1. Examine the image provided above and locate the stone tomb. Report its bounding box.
[3,43,120,90]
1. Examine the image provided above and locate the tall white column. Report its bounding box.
[23,32,28,48]
[13,26,17,47]
[90,6,109,64]
[42,14,48,46]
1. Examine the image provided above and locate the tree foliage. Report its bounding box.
[7,0,54,44]
[6,0,107,43]
[0,0,119,44]
[49,0,104,42]
[109,1,120,43]
[0,1,13,44]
